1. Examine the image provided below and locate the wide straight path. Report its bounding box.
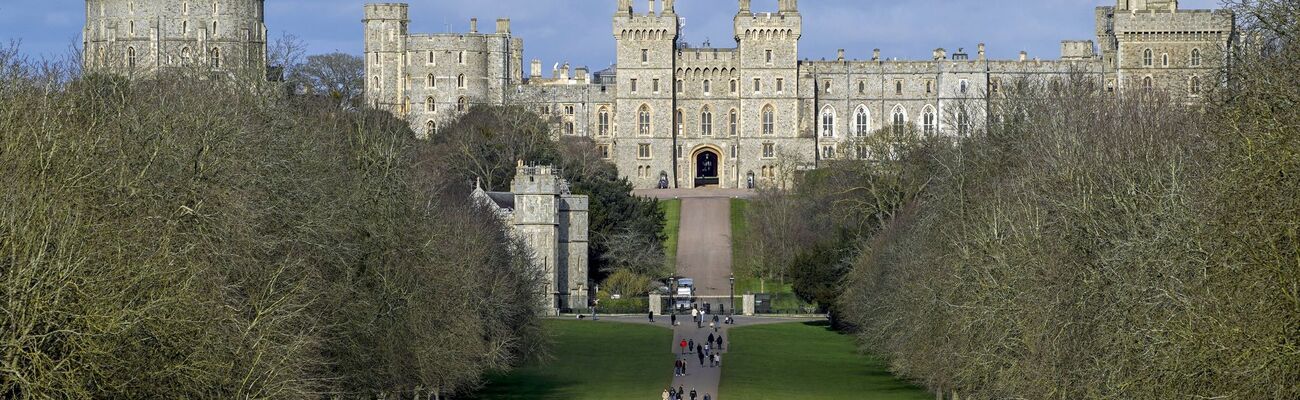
[675,197,732,297]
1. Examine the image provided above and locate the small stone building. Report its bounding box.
[473,162,590,315]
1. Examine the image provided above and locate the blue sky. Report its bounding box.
[2,0,1222,68]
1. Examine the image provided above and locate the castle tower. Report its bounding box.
[612,0,679,187]
[363,3,409,112]
[733,0,804,186]
[1099,0,1233,95]
[511,163,563,314]
[83,0,267,76]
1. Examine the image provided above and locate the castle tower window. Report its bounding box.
[653,79,660,92]
[730,79,737,94]
[700,107,713,136]
[458,51,465,64]
[765,50,773,64]
[703,79,711,94]
[426,97,436,112]
[631,78,638,92]
[641,49,649,63]
[959,79,970,94]
[895,80,903,95]
[1190,75,1201,96]
[126,47,136,69]
[457,74,466,88]
[858,81,866,95]
[426,120,436,134]
[638,104,651,135]
[638,143,652,159]
[427,74,436,88]
[1191,49,1202,66]
[183,20,189,35]
[753,78,761,93]
[956,109,971,136]
[776,78,784,92]
[212,21,218,36]
[1161,53,1169,67]
[129,21,135,35]
[457,96,468,112]
[676,79,683,93]
[820,106,835,138]
[891,105,906,134]
[209,47,220,68]
[565,105,575,115]
[565,121,575,135]
[373,76,380,91]
[823,80,832,94]
[675,109,684,135]
[598,107,610,136]
[428,51,435,65]
[1142,76,1153,92]
[762,143,775,159]
[1143,49,1153,66]
[854,106,869,136]
[762,105,775,135]
[922,106,936,136]
[926,80,934,94]
[729,109,738,136]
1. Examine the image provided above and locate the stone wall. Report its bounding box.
[84,0,267,75]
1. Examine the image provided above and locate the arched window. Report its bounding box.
[894,80,903,95]
[565,121,575,135]
[858,81,866,94]
[426,97,435,112]
[209,47,220,68]
[762,105,775,135]
[1143,49,1153,66]
[427,74,435,88]
[457,96,468,112]
[730,79,738,93]
[457,74,465,88]
[598,107,610,136]
[458,51,465,64]
[675,109,684,135]
[703,79,711,94]
[1161,53,1169,67]
[1191,49,1202,66]
[181,46,192,64]
[127,47,136,69]
[638,104,651,135]
[1142,76,1153,92]
[373,76,380,91]
[426,120,436,135]
[922,105,937,136]
[854,106,869,136]
[1190,75,1201,95]
[820,106,835,138]
[428,51,435,65]
[891,105,906,134]
[729,109,738,136]
[957,109,971,136]
[700,107,713,136]
[822,145,835,160]
[212,21,218,36]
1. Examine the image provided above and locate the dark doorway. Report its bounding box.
[695,150,719,187]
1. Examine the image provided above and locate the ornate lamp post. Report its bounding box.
[729,273,735,321]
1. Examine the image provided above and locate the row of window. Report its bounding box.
[1138,75,1205,95]
[422,73,468,89]
[619,143,781,161]
[820,105,940,137]
[98,1,227,17]
[1142,48,1203,67]
[113,46,225,69]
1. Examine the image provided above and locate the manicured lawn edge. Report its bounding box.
[660,199,682,272]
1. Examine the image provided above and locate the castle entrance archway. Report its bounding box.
[694,148,720,187]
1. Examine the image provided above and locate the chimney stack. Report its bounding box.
[1019,51,1028,62]
[837,49,845,62]
[872,48,880,61]
[576,67,589,84]
[648,0,656,15]
[530,59,542,78]
[934,48,946,60]
[561,62,571,79]
[496,18,510,34]
[978,43,986,60]
[470,18,478,33]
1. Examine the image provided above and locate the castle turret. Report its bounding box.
[511,162,563,313]
[83,0,267,76]
[364,3,409,111]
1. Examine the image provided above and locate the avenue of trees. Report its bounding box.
[741,1,1298,398]
[0,51,542,398]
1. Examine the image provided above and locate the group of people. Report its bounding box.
[676,332,725,370]
[663,386,708,400]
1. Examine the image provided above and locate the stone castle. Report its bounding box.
[473,163,590,314]
[83,0,267,74]
[364,0,1234,189]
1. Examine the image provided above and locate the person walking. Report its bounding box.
[678,385,685,399]
[717,335,724,350]
[709,320,716,332]
[707,332,714,345]
[713,353,721,367]
[671,313,677,326]
[649,311,655,323]
[680,339,687,354]
[662,388,670,400]
[697,347,705,366]
[704,343,711,357]
[688,338,695,352]
[690,388,698,400]
[703,394,711,400]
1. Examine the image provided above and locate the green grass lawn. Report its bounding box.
[660,199,682,271]
[473,320,673,400]
[730,198,749,268]
[721,321,931,400]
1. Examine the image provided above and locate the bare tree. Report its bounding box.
[289,52,365,107]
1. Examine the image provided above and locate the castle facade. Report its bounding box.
[83,0,268,75]
[363,0,1230,190]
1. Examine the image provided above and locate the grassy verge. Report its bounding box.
[474,320,672,399]
[730,198,749,269]
[660,199,682,272]
[721,321,930,400]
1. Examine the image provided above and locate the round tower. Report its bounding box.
[83,0,267,76]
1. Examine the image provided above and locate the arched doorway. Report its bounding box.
[694,149,720,187]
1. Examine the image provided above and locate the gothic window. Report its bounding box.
[638,143,652,159]
[730,79,738,93]
[565,105,574,115]
[1161,53,1169,67]
[925,80,934,94]
[762,143,775,158]
[753,78,761,93]
[894,80,903,95]
[427,74,435,88]
[762,105,775,135]
[675,109,683,135]
[127,47,136,69]
[854,106,869,136]
[823,80,832,94]
[676,79,684,93]
[630,78,638,92]
[858,81,866,94]
[426,97,435,112]
[700,107,713,136]
[703,79,711,94]
[959,79,970,94]
[822,145,835,160]
[922,105,937,136]
[1191,48,1202,67]
[458,51,465,64]
[210,47,220,68]
[891,105,906,134]
[1142,76,1153,92]
[1190,75,1201,96]
[1143,49,1153,66]
[776,78,784,92]
[457,96,468,112]
[729,109,738,136]
[638,104,651,135]
[598,107,610,136]
[820,106,835,138]
[181,46,192,64]
[426,120,436,134]
[428,51,435,64]
[457,74,466,88]
[957,109,971,136]
[565,121,575,135]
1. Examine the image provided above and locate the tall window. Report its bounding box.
[630,78,638,92]
[180,47,191,64]
[428,51,435,65]
[565,121,575,135]
[426,97,436,112]
[729,109,738,136]
[127,47,136,69]
[598,107,610,136]
[959,79,970,94]
[858,81,866,94]
[894,80,903,95]
[925,80,934,94]
[1162,53,1169,67]
[675,109,683,136]
[854,106,869,136]
[653,79,660,92]
[762,105,774,135]
[427,74,435,88]
[891,105,906,134]
[676,79,683,93]
[458,51,465,64]
[209,47,220,67]
[700,107,713,136]
[1190,75,1201,95]
[426,120,436,134]
[820,106,835,138]
[457,74,465,88]
[957,110,971,136]
[753,78,761,93]
[1191,49,1202,67]
[730,79,737,93]
[1143,76,1153,92]
[922,106,936,136]
[762,143,775,158]
[641,49,649,63]
[703,79,711,94]
[457,96,468,112]
[638,105,651,135]
[765,49,773,63]
[212,21,218,36]
[638,143,652,159]
[1143,49,1153,66]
